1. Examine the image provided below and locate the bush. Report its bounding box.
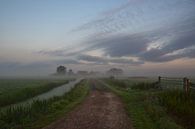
[131,82,159,90]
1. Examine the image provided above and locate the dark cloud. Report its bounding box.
[77,54,144,65]
[37,49,82,57]
[38,17,195,64]
[77,55,107,64]
[83,15,195,63]
[72,0,195,36]
[70,0,195,63]
[38,0,195,65]
[139,21,195,62]
[38,50,67,57]
[141,46,195,62]
[54,59,80,65]
[89,33,150,57]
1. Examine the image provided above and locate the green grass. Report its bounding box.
[0,79,69,107]
[159,90,195,129]
[103,79,184,129]
[104,78,159,92]
[0,79,89,129]
[131,82,159,90]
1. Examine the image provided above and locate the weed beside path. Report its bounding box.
[103,79,186,129]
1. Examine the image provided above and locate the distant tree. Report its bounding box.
[77,71,88,75]
[68,69,74,75]
[56,66,66,75]
[106,68,123,76]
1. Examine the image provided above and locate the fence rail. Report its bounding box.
[158,76,194,94]
[160,77,184,80]
[190,83,195,90]
[191,87,195,90]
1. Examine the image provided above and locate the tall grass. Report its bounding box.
[0,80,89,129]
[103,79,184,129]
[131,82,159,90]
[104,78,159,90]
[0,100,50,128]
[104,79,132,91]
[0,80,69,107]
[159,90,195,129]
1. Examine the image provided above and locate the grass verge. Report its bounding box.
[159,90,195,129]
[103,79,185,129]
[0,80,89,129]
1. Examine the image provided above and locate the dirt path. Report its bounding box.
[43,80,133,129]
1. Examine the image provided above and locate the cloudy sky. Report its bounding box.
[0,0,195,76]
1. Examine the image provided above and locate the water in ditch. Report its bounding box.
[2,78,82,109]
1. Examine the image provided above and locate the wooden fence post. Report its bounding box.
[158,76,161,83]
[186,78,190,94]
[183,77,186,93]
[158,76,161,88]
[183,77,190,95]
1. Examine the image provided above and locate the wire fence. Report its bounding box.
[158,76,194,94]
[190,82,195,90]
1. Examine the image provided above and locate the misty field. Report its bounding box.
[0,78,69,107]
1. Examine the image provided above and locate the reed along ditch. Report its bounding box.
[1,78,82,110]
[0,79,89,129]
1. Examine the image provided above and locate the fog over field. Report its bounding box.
[0,0,195,77]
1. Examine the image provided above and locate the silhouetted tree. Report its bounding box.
[68,69,74,75]
[56,66,66,75]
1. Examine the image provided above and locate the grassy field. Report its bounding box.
[0,78,70,107]
[0,79,89,129]
[103,78,195,129]
[1,77,194,129]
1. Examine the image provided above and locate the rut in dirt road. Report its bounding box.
[43,80,133,129]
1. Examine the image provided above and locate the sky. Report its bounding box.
[0,0,195,77]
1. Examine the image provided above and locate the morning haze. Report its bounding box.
[0,0,195,77]
[1,1,195,129]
